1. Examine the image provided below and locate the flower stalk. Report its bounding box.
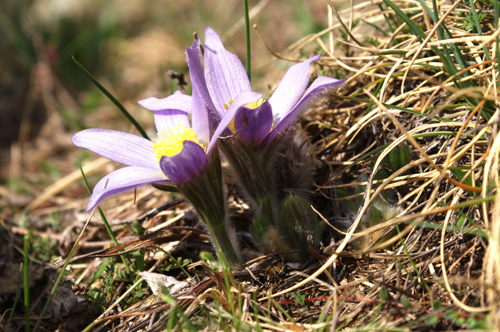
[177,149,242,266]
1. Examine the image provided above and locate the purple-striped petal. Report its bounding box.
[191,84,211,145]
[268,55,320,123]
[87,166,167,211]
[159,141,208,183]
[234,100,273,147]
[138,91,192,113]
[207,90,262,154]
[154,110,190,133]
[204,27,251,116]
[186,39,217,117]
[72,129,159,170]
[261,76,344,147]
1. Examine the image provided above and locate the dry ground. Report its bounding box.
[1,0,499,331]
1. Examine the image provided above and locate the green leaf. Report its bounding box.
[432,299,443,310]
[428,314,439,325]
[90,262,108,284]
[401,295,412,308]
[294,291,305,305]
[444,310,458,320]
[379,287,389,301]
[449,168,473,187]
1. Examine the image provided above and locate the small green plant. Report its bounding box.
[46,211,64,232]
[293,290,305,305]
[462,10,488,33]
[365,36,380,47]
[31,234,58,262]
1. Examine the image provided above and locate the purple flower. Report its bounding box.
[195,27,344,148]
[71,40,251,212]
[72,109,201,211]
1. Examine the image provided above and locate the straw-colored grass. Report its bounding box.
[3,0,499,331]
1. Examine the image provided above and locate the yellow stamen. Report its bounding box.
[151,124,202,162]
[223,99,234,110]
[245,98,264,109]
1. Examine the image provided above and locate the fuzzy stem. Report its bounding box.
[179,149,243,267]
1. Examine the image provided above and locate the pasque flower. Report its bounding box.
[73,37,263,212]
[72,91,213,211]
[182,27,344,260]
[186,27,345,148]
[73,26,344,265]
[73,39,247,267]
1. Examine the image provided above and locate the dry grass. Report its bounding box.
[1,0,500,331]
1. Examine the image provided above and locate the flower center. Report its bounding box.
[151,124,201,162]
[224,98,265,132]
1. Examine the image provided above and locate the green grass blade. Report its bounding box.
[23,236,30,332]
[360,19,391,38]
[33,216,95,332]
[376,50,408,55]
[397,225,430,291]
[79,164,131,273]
[71,56,150,140]
[469,0,491,61]
[243,0,251,81]
[377,4,396,34]
[415,0,437,22]
[431,0,472,79]
[6,263,23,332]
[366,79,385,114]
[382,0,426,42]
[495,0,500,84]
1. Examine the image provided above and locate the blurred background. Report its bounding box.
[0,0,340,207]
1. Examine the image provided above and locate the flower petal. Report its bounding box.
[186,39,217,116]
[154,110,190,133]
[159,141,208,183]
[234,100,273,147]
[87,167,167,211]
[186,39,213,145]
[204,27,251,115]
[268,55,320,123]
[138,91,192,113]
[262,76,344,147]
[207,90,262,154]
[72,129,159,170]
[191,84,211,145]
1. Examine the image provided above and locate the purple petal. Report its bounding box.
[186,39,217,116]
[204,27,251,116]
[138,91,192,113]
[207,90,262,154]
[154,110,190,133]
[87,166,167,211]
[72,129,159,170]
[159,141,208,184]
[234,100,273,147]
[261,76,344,147]
[191,84,211,145]
[268,55,320,123]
